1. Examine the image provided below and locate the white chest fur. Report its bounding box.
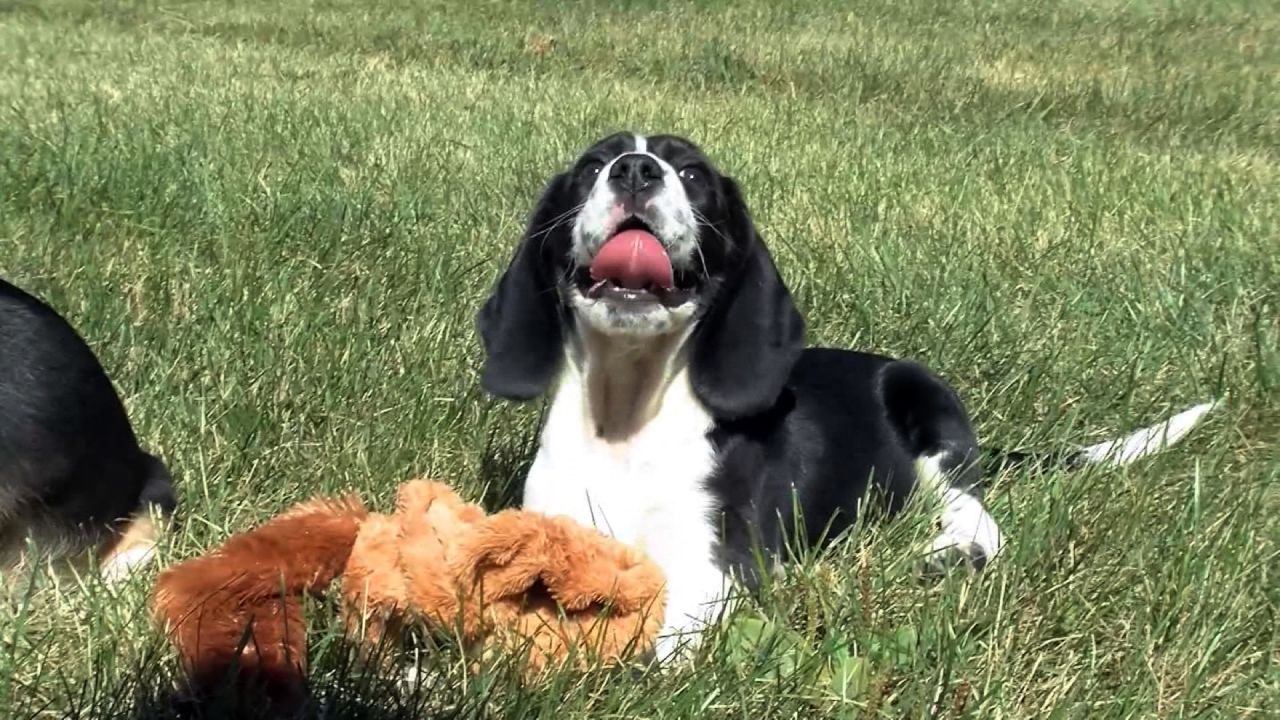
[524,364,715,548]
[521,340,731,655]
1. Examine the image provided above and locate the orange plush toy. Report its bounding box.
[151,479,665,705]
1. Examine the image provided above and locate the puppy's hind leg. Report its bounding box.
[914,454,1004,573]
[879,360,1003,573]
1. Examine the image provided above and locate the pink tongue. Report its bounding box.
[589,230,674,290]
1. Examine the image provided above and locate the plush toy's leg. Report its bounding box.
[173,595,310,714]
[152,495,366,710]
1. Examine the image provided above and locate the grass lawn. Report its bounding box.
[1,0,1277,716]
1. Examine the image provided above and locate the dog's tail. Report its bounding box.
[984,400,1221,475]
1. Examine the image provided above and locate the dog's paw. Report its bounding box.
[922,489,1004,577]
[100,541,157,584]
[653,627,702,667]
[99,513,165,585]
[923,532,990,576]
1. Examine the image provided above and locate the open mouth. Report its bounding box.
[578,217,694,308]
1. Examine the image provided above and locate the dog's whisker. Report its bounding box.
[531,201,586,236]
[533,201,587,257]
[690,211,719,277]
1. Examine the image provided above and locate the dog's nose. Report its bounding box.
[609,153,664,196]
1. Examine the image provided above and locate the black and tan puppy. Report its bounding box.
[1,277,174,580]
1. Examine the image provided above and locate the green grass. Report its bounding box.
[1,0,1277,716]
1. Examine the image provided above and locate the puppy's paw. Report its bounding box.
[653,630,701,667]
[99,513,164,584]
[922,490,1004,577]
[923,532,990,576]
[100,541,157,584]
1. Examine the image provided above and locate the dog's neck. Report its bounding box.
[567,324,693,442]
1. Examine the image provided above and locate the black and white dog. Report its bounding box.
[1,278,175,581]
[476,132,1216,658]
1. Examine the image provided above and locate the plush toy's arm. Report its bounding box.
[342,479,481,646]
[446,511,668,673]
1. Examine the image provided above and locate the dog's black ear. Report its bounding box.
[476,173,573,401]
[690,176,805,419]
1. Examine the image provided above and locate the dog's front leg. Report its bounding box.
[652,560,734,663]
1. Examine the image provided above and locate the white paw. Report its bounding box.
[927,531,991,572]
[653,627,703,666]
[99,542,156,584]
[652,583,734,666]
[925,489,1003,573]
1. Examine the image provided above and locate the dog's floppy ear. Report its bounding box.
[476,173,573,401]
[690,176,805,420]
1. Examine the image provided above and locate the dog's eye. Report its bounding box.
[678,166,704,184]
[579,160,604,180]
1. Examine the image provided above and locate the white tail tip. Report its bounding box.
[1078,400,1221,467]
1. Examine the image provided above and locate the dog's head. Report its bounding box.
[476,133,804,419]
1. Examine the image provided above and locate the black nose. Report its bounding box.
[609,153,664,196]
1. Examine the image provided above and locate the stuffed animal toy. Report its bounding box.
[151,479,666,706]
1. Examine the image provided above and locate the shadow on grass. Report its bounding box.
[114,634,634,720]
[107,637,474,720]
[476,423,539,513]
